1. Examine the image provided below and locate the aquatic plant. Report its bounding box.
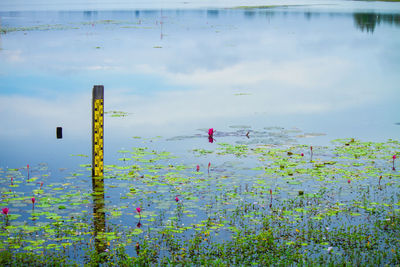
[393,154,396,170]
[136,207,142,218]
[208,128,215,143]
[1,208,9,216]
[31,197,35,209]
[208,128,214,137]
[0,132,400,265]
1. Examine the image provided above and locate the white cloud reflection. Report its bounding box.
[0,94,90,138]
[0,8,399,141]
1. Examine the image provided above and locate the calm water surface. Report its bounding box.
[0,2,400,263]
[0,1,400,169]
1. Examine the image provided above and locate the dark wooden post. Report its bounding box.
[92,85,104,177]
[56,127,63,139]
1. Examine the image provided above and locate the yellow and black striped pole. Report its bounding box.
[92,85,104,177]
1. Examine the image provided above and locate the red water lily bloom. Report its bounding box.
[348,179,351,184]
[175,196,179,202]
[2,208,9,215]
[136,207,141,213]
[208,128,215,143]
[196,165,200,172]
[208,128,214,137]
[31,197,35,204]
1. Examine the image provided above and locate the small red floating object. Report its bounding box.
[175,196,179,202]
[196,165,200,172]
[31,197,35,204]
[348,179,351,184]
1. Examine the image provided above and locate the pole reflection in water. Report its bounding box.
[92,175,107,258]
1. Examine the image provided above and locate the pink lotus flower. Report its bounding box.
[347,179,351,184]
[393,155,397,171]
[175,196,179,202]
[2,207,9,215]
[196,165,200,172]
[301,153,304,157]
[31,197,35,204]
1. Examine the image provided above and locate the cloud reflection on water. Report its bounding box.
[0,7,399,142]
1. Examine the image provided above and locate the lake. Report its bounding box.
[0,1,400,265]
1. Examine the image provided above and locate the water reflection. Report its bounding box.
[353,12,400,33]
[0,6,400,169]
[238,9,400,33]
[207,10,219,18]
[92,176,107,258]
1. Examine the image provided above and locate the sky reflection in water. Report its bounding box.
[0,4,400,168]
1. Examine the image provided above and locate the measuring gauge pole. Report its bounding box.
[92,85,104,177]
